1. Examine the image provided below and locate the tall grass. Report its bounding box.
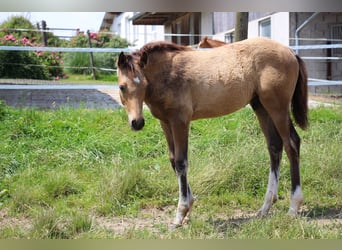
[0,101,341,239]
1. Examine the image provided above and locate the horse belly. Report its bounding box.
[191,82,253,120]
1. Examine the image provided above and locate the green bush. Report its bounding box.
[65,31,130,75]
[0,16,65,79]
[0,50,50,79]
[0,15,40,42]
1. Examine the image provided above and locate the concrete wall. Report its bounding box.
[289,12,342,81]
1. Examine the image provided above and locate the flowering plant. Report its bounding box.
[0,33,65,80]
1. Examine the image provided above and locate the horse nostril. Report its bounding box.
[131,118,145,131]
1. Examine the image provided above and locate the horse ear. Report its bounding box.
[139,51,148,68]
[117,52,126,67]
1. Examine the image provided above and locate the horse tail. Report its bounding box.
[292,55,309,130]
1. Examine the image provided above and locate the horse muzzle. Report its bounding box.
[130,118,145,131]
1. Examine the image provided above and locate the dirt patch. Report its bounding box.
[309,94,342,105]
[1,206,341,238]
[94,206,176,236]
[0,208,32,231]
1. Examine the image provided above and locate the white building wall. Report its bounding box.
[248,12,289,45]
[201,12,214,39]
[271,12,290,46]
[213,12,290,46]
[111,12,164,48]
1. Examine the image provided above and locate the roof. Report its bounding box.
[100,12,122,30]
[131,12,190,25]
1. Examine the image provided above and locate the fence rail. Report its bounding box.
[0,45,134,53]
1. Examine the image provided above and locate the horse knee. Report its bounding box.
[175,159,188,175]
[169,158,176,172]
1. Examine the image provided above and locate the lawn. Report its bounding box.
[0,101,341,239]
[59,73,118,84]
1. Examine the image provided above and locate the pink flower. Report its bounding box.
[90,32,98,40]
[21,37,30,45]
[4,34,16,42]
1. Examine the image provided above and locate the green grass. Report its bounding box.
[0,101,341,239]
[60,73,118,84]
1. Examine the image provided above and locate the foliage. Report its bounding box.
[0,16,65,79]
[0,49,50,80]
[0,15,40,42]
[0,105,341,239]
[65,30,130,75]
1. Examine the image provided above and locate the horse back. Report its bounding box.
[146,38,299,120]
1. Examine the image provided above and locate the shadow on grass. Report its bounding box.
[208,212,257,234]
[303,205,342,220]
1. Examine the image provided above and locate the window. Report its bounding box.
[224,32,234,43]
[133,24,138,42]
[259,18,271,38]
[331,24,342,56]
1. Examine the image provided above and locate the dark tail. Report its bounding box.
[292,55,309,130]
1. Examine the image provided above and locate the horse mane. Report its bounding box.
[118,42,192,72]
[133,41,192,58]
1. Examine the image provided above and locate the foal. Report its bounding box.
[117,37,308,228]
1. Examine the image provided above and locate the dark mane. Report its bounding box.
[133,41,192,57]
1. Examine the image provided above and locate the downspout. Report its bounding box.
[295,12,319,54]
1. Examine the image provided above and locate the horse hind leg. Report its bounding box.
[287,122,303,215]
[251,97,283,216]
[258,125,283,217]
[260,99,304,216]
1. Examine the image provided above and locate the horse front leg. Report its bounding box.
[168,120,194,228]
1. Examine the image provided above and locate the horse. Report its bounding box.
[117,37,308,228]
[198,36,228,48]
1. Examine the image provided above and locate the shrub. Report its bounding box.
[65,30,130,75]
[0,16,65,79]
[0,50,50,80]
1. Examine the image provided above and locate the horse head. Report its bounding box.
[117,52,148,131]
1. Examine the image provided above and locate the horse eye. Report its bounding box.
[119,85,126,92]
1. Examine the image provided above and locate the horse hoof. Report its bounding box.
[287,208,299,217]
[256,209,268,218]
[169,222,182,231]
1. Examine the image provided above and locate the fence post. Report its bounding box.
[41,20,48,46]
[235,12,249,42]
[87,30,97,80]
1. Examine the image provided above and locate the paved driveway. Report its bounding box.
[0,84,122,109]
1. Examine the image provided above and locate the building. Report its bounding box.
[100,12,164,48]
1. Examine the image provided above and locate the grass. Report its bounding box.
[0,100,341,239]
[60,73,118,84]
